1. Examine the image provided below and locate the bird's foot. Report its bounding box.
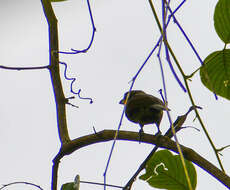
[154,130,162,137]
[138,129,144,143]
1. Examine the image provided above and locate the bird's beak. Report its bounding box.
[119,99,125,104]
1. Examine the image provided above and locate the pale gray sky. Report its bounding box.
[1,0,230,190]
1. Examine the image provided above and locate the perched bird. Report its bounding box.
[119,90,169,136]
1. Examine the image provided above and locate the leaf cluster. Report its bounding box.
[200,0,230,100]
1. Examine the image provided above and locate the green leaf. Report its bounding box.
[51,0,68,2]
[61,183,75,190]
[139,150,197,190]
[214,0,230,44]
[200,49,230,100]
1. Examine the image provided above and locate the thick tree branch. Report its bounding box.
[41,1,71,190]
[53,130,230,189]
[41,0,70,144]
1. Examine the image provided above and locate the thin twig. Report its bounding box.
[0,182,43,190]
[80,180,123,189]
[0,65,49,70]
[59,61,93,103]
[58,0,96,54]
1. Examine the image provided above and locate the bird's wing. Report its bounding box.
[130,94,163,105]
[149,104,169,111]
[127,94,169,110]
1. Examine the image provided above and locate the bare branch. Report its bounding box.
[41,1,71,190]
[0,65,49,70]
[52,130,230,189]
[0,182,44,190]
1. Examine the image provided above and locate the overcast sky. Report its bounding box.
[1,0,230,190]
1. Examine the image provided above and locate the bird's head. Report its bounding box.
[119,90,146,105]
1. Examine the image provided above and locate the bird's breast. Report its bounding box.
[125,105,163,125]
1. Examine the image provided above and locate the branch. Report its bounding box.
[0,182,43,190]
[41,1,71,190]
[0,65,49,70]
[53,130,230,189]
[41,0,70,144]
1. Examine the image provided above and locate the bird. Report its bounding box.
[119,90,169,138]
